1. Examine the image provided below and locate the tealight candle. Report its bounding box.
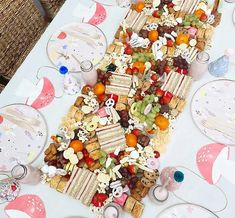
[103,203,122,218]
[149,185,169,204]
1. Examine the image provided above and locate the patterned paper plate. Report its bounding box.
[94,0,117,6]
[157,203,218,218]
[0,104,48,171]
[191,79,235,145]
[47,22,107,72]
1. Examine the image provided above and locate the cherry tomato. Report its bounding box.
[151,74,158,81]
[132,128,141,137]
[167,39,174,47]
[164,66,171,73]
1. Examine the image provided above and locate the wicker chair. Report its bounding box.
[40,0,65,20]
[0,0,47,92]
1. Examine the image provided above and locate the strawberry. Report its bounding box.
[152,10,161,18]
[164,66,171,73]
[200,13,208,22]
[124,46,133,55]
[162,91,173,104]
[97,94,107,102]
[167,39,174,47]
[167,2,174,8]
[156,88,164,97]
[84,157,95,167]
[177,68,188,75]
[132,67,139,74]
[82,149,89,158]
[151,74,158,81]
[127,165,138,174]
[126,28,133,38]
[92,193,108,207]
[82,85,91,94]
[132,128,141,137]
[109,152,117,158]
[126,67,133,75]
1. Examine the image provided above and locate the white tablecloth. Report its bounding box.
[0,1,235,217]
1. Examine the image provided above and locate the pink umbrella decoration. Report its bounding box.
[26,77,55,109]
[196,143,235,185]
[4,194,46,218]
[87,3,107,26]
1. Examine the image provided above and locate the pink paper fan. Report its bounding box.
[4,194,46,218]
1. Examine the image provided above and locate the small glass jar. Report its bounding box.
[149,185,169,204]
[116,0,131,8]
[0,174,20,203]
[80,60,97,86]
[103,203,122,218]
[11,164,42,185]
[189,52,210,81]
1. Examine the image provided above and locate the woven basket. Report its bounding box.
[40,0,65,20]
[0,0,47,80]
[0,83,5,93]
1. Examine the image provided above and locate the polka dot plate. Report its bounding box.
[47,22,107,72]
[157,203,218,218]
[0,104,48,171]
[191,79,235,145]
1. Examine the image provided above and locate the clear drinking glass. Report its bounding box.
[189,52,210,81]
[80,60,97,86]
[11,164,42,185]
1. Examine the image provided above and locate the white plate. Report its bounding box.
[94,0,117,6]
[47,22,107,72]
[233,8,235,25]
[191,79,235,145]
[0,104,48,171]
[157,203,218,218]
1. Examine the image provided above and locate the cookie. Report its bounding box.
[144,170,159,181]
[141,177,155,188]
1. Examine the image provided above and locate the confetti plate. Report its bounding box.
[47,22,107,72]
[157,203,218,218]
[94,0,117,6]
[0,104,48,171]
[191,79,235,145]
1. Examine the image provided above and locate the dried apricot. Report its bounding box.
[132,61,146,74]
[134,2,145,13]
[93,83,105,96]
[176,34,189,45]
[126,133,138,147]
[148,30,159,42]
[155,115,169,131]
[70,140,84,153]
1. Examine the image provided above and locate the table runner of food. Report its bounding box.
[40,1,222,217]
